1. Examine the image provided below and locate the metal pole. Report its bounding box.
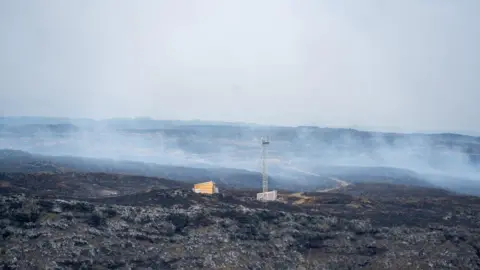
[261,138,269,197]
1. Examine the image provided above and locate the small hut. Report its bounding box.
[192,181,219,194]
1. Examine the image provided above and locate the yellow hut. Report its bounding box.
[192,181,219,194]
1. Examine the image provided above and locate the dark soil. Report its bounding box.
[1,172,480,269]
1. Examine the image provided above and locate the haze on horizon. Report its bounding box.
[1,1,480,134]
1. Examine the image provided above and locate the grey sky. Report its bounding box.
[1,0,479,133]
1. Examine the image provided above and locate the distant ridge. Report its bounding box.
[2,116,480,136]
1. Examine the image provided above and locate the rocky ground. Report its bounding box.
[1,173,480,269]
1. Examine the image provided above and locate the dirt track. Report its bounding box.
[318,177,350,192]
[284,165,350,192]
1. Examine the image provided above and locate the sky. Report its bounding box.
[1,0,479,133]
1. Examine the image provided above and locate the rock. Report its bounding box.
[0,184,480,269]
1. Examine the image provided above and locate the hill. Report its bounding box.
[2,118,480,196]
[3,148,480,195]
[0,149,339,191]
[0,171,189,198]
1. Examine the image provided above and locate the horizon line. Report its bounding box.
[1,115,479,137]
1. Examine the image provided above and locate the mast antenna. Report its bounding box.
[261,137,270,194]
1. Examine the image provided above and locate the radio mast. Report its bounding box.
[261,137,270,194]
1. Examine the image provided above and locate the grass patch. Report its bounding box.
[40,212,58,222]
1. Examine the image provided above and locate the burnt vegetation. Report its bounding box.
[0,170,480,269]
[1,123,480,268]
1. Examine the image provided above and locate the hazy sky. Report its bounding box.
[1,1,479,132]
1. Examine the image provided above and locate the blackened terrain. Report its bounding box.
[1,171,480,269]
[0,149,307,191]
[0,171,189,198]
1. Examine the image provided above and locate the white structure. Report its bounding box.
[257,137,277,201]
[256,190,277,201]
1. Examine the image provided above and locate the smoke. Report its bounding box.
[1,121,479,186]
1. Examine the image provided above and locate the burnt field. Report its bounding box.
[1,170,480,269]
[0,171,190,198]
